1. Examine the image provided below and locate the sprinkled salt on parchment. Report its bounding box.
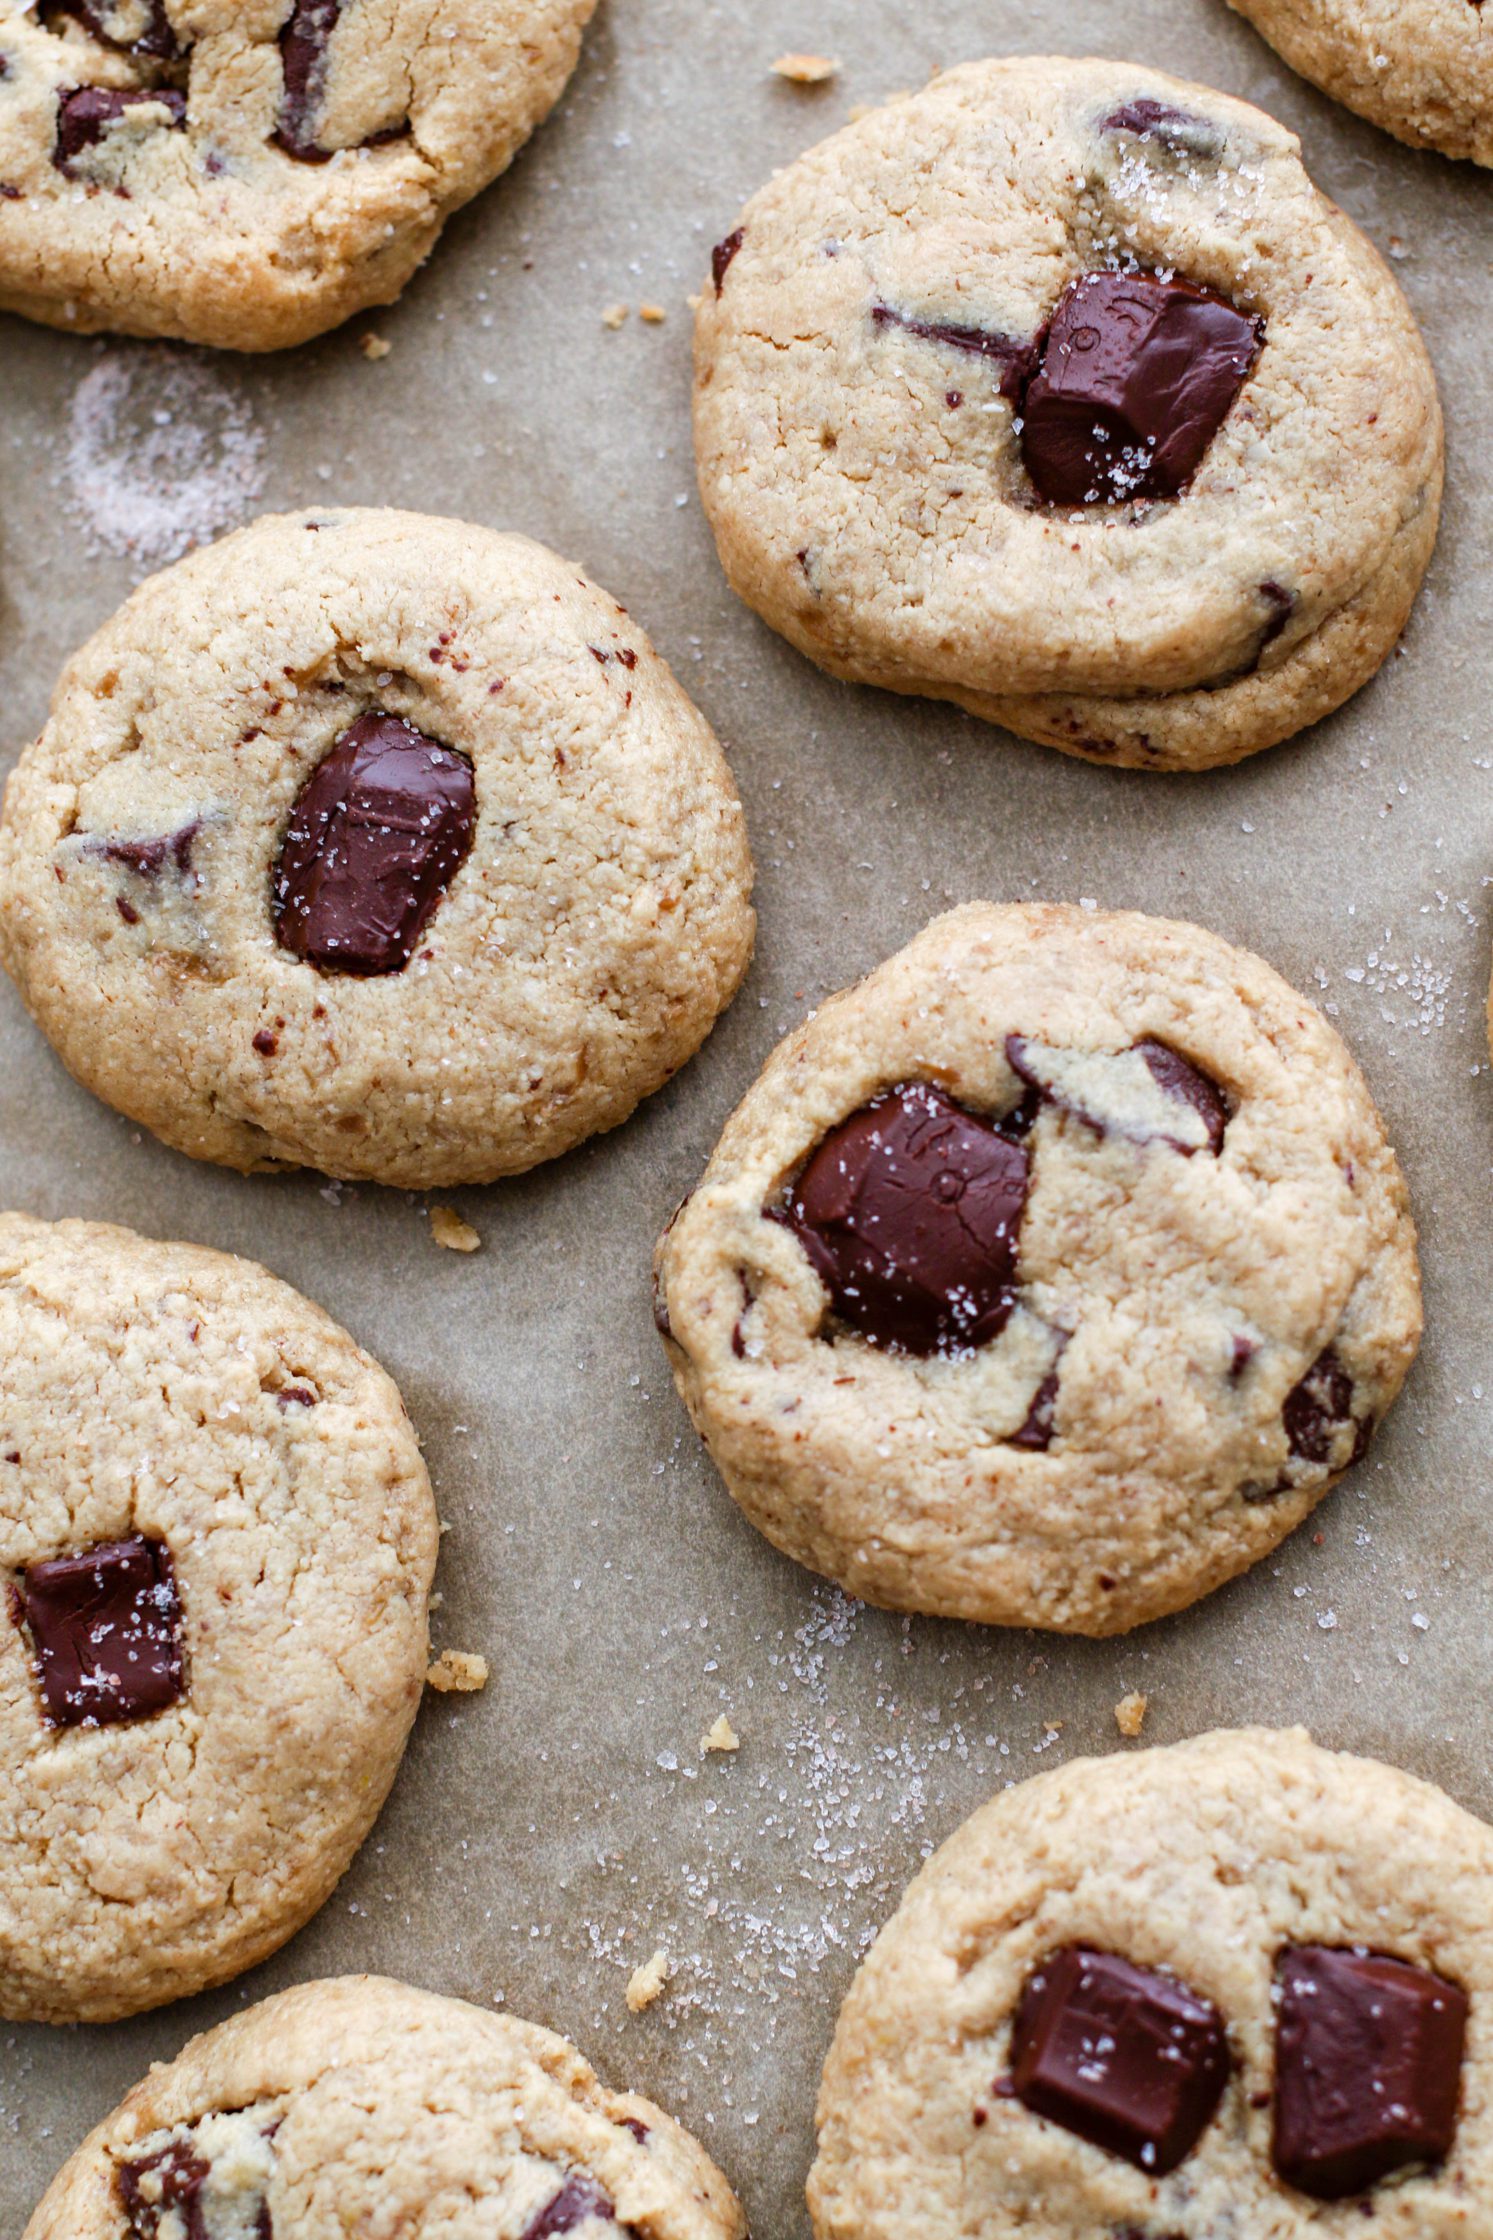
[63,348,265,569]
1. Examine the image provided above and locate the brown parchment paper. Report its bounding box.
[1,3,1491,2234]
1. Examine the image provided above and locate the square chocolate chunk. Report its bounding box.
[15,1536,184,1728]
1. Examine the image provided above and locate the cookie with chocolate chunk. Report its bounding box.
[1225,0,1491,168]
[0,1213,436,2023]
[653,904,1421,1635]
[694,56,1443,770]
[811,1729,1492,2240]
[0,508,754,1188]
[22,1974,747,2240]
[0,0,596,350]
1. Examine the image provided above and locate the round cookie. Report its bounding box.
[653,903,1421,1636]
[0,1212,437,2024]
[1225,0,1492,169]
[23,1972,748,2239]
[810,1728,1493,2239]
[694,56,1443,772]
[0,508,756,1190]
[0,0,597,351]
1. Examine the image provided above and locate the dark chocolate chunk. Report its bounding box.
[1006,1035,1228,1156]
[1020,271,1262,506]
[276,0,340,160]
[1133,1040,1229,1154]
[47,0,181,61]
[15,1535,183,1728]
[711,228,744,293]
[781,1082,1030,1358]
[872,302,1036,401]
[117,2141,210,2240]
[54,82,186,170]
[87,821,199,880]
[1009,1346,1066,1452]
[1273,1946,1468,2199]
[273,712,475,976]
[1011,1946,1230,2174]
[1101,98,1217,154]
[618,2118,650,2144]
[1283,1348,1370,1468]
[521,2174,620,2238]
[1257,579,1295,652]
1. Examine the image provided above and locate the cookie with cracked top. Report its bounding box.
[21,1974,746,2240]
[694,55,1443,771]
[0,508,754,1189]
[0,0,596,349]
[653,904,1421,1635]
[1224,0,1491,168]
[811,1729,1493,2240]
[0,1213,436,2024]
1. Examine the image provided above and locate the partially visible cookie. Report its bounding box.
[1225,0,1492,167]
[0,1213,437,2023]
[0,0,597,350]
[811,1729,1493,2240]
[0,508,755,1189]
[654,904,1422,1635]
[22,1973,748,2239]
[694,56,1443,770]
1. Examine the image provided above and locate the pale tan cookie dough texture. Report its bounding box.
[0,1214,437,2024]
[655,905,1421,1636]
[811,1728,1493,2240]
[0,508,755,1190]
[1226,0,1493,168]
[23,1973,748,2240]
[0,0,596,350]
[694,56,1443,771]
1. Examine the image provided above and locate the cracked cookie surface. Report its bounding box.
[22,1973,748,2239]
[810,1729,1493,2240]
[0,507,755,1189]
[0,0,596,349]
[1225,0,1492,168]
[653,904,1421,1635]
[693,55,1443,771]
[0,1214,436,2024]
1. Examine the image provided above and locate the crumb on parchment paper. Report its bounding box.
[1115,1691,1149,1739]
[360,332,392,360]
[426,1650,489,1694]
[602,302,629,330]
[626,1949,672,2012]
[639,302,667,324]
[701,1714,740,1755]
[773,53,839,84]
[430,1205,481,1253]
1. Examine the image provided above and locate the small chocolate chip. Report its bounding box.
[273,711,476,976]
[1258,579,1296,653]
[88,821,200,880]
[275,1385,317,1409]
[1273,1947,1468,2199]
[117,2141,210,2240]
[1229,1333,1258,1380]
[116,895,140,924]
[1009,1346,1066,1452]
[1020,271,1262,507]
[54,83,186,171]
[780,1082,1030,1358]
[252,1029,278,1056]
[1283,1348,1370,1468]
[1011,1946,1230,2174]
[618,2118,650,2145]
[872,302,1036,401]
[1101,98,1217,153]
[15,1536,184,1728]
[712,228,744,293]
[520,2175,621,2238]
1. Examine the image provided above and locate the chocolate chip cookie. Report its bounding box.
[653,904,1421,1636]
[695,56,1443,770]
[0,1213,437,2024]
[0,508,755,1189]
[0,0,596,350]
[810,1728,1493,2240]
[22,1973,747,2239]
[1225,0,1492,168]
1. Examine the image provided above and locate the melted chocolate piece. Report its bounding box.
[276,0,340,160]
[273,712,475,975]
[1257,579,1295,653]
[1101,98,1217,154]
[1011,1946,1230,2174]
[872,303,1036,401]
[1283,1348,1370,1467]
[1020,271,1262,506]
[712,228,744,293]
[1006,1035,1228,1157]
[1133,1040,1229,1154]
[54,82,185,170]
[15,1535,183,1728]
[47,0,181,61]
[87,821,200,879]
[118,2142,210,2240]
[1273,1947,1468,2199]
[1009,1354,1064,1452]
[782,1082,1030,1358]
[521,2175,619,2238]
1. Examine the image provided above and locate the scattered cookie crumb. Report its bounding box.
[360,333,392,361]
[1114,1691,1149,1739]
[701,1713,740,1756]
[602,303,630,330]
[639,302,668,325]
[426,1650,489,1694]
[626,1949,672,2012]
[430,1206,481,1253]
[773,52,839,84]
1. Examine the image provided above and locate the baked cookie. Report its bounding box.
[1225,0,1493,169]
[653,904,1421,1636]
[22,1973,748,2239]
[0,0,596,350]
[0,508,755,1189]
[810,1728,1493,2239]
[694,56,1443,771]
[0,1212,436,2024]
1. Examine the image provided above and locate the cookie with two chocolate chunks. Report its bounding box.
[14,1535,183,1728]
